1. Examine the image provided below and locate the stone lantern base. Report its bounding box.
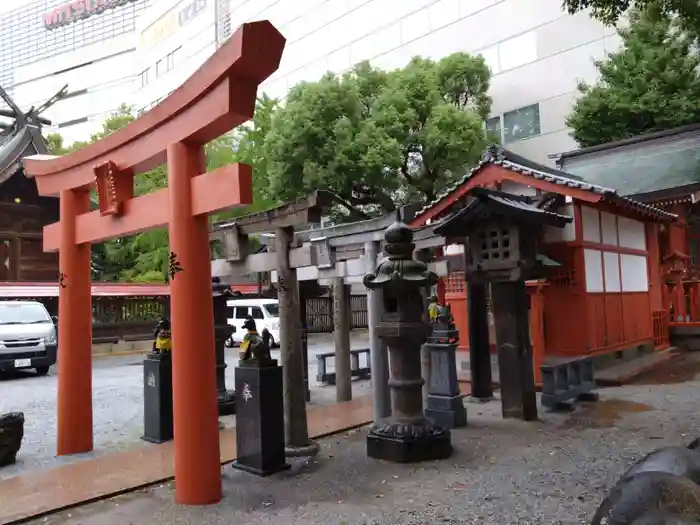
[367,418,452,463]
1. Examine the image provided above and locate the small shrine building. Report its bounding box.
[410,146,676,378]
[556,123,700,350]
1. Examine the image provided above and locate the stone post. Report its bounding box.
[467,281,494,401]
[212,279,235,415]
[275,226,318,457]
[365,240,391,420]
[363,220,452,463]
[333,277,352,402]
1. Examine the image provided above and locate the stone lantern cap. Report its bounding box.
[363,220,438,291]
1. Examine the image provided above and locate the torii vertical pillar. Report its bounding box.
[333,277,352,402]
[365,240,390,419]
[167,142,221,504]
[57,187,93,456]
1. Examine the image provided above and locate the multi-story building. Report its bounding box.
[0,0,153,145]
[224,0,621,165]
[134,0,217,113]
[1,0,621,163]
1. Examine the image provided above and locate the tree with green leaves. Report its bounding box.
[263,53,492,219]
[565,5,700,148]
[45,100,275,282]
[561,0,700,37]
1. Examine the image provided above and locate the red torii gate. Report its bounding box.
[23,21,285,505]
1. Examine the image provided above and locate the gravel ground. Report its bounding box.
[0,332,371,480]
[27,353,700,525]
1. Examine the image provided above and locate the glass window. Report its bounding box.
[166,52,174,71]
[250,307,264,320]
[0,302,51,324]
[486,116,502,142]
[156,59,164,77]
[263,304,279,317]
[235,307,249,319]
[503,104,541,143]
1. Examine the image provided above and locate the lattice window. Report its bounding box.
[445,272,465,294]
[477,228,512,262]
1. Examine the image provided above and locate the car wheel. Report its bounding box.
[35,366,50,376]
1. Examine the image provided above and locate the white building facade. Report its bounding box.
[0,0,153,145]
[134,0,217,113]
[2,0,622,163]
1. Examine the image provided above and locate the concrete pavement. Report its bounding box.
[0,332,371,481]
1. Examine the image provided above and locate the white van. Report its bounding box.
[226,298,280,347]
[0,301,57,376]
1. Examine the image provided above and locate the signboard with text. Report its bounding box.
[42,0,137,31]
[140,0,207,50]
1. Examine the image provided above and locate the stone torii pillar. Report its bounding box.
[23,21,286,506]
[365,240,390,418]
[333,276,352,402]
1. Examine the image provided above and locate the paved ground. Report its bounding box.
[24,352,700,525]
[0,332,371,480]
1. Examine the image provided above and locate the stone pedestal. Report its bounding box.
[425,339,467,429]
[0,412,24,467]
[142,352,174,444]
[232,360,289,476]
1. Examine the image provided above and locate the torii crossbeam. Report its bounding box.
[22,21,285,505]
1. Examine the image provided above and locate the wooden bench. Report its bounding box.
[316,348,371,385]
[540,356,599,410]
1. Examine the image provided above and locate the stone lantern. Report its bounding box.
[363,219,452,463]
[435,187,572,421]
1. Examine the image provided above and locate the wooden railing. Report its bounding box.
[652,309,670,349]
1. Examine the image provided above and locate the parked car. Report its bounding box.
[226,298,280,347]
[0,301,57,376]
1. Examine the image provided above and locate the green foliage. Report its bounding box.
[263,53,492,219]
[566,5,700,147]
[561,0,700,37]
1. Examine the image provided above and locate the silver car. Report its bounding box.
[0,301,57,376]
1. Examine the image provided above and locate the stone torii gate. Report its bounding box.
[212,208,453,420]
[22,22,285,505]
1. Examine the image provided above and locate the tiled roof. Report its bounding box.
[417,146,677,222]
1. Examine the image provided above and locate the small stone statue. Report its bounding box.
[0,412,24,467]
[239,316,272,363]
[152,317,172,354]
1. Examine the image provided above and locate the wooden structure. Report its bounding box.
[435,187,573,420]
[0,84,68,280]
[22,21,285,505]
[556,124,700,350]
[410,146,675,382]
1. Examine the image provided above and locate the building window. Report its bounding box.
[140,68,150,87]
[502,104,541,143]
[486,117,502,142]
[156,59,165,77]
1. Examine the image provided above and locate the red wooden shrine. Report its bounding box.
[410,149,675,379]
